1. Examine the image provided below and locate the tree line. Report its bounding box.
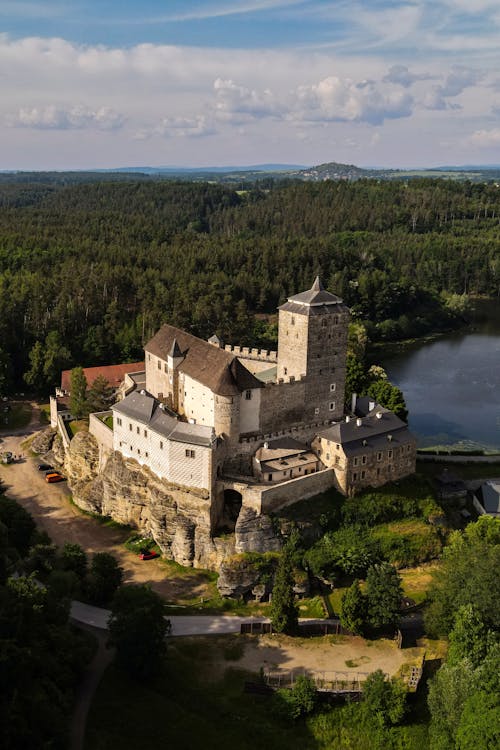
[0,177,498,393]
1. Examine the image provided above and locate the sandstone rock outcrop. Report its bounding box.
[30,427,56,455]
[235,507,282,554]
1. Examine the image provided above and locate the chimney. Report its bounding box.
[369,400,376,412]
[376,411,383,419]
[356,418,362,427]
[351,392,357,414]
[263,441,269,449]
[345,415,350,423]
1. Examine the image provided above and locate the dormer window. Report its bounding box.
[245,390,252,400]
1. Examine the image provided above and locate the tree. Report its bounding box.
[366,379,408,421]
[366,563,402,629]
[42,331,72,390]
[87,375,114,412]
[69,367,88,419]
[277,675,317,720]
[345,353,366,408]
[362,670,407,727]
[0,497,36,557]
[0,346,13,396]
[340,580,367,634]
[86,552,123,605]
[60,542,87,580]
[425,516,500,637]
[428,661,476,750]
[448,604,497,668]
[23,341,45,392]
[270,548,298,635]
[108,584,170,679]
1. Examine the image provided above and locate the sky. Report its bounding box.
[1,0,500,169]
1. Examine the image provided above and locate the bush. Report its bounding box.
[371,520,442,567]
[276,675,317,720]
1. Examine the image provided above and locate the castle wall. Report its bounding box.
[277,310,308,381]
[181,373,215,427]
[259,379,307,433]
[145,351,171,401]
[167,439,212,491]
[214,393,240,442]
[258,469,335,513]
[239,387,261,434]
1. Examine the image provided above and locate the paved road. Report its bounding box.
[70,600,269,635]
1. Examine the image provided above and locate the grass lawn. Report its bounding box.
[85,636,430,750]
[399,562,441,605]
[417,460,500,481]
[102,415,113,430]
[66,419,89,439]
[0,402,32,431]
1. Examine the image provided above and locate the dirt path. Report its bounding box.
[0,416,212,601]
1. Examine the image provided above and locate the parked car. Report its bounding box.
[38,463,53,471]
[139,549,160,560]
[45,472,65,483]
[2,452,13,464]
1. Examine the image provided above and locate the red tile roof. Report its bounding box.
[60,362,144,393]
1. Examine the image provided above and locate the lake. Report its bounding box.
[381,304,500,452]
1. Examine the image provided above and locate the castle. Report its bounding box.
[104,278,416,534]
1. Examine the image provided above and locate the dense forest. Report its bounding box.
[0,177,499,392]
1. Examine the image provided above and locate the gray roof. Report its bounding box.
[284,277,343,307]
[480,481,500,515]
[256,437,309,462]
[318,407,414,449]
[112,390,214,447]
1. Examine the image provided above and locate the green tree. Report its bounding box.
[448,604,497,668]
[425,516,500,637]
[87,375,114,412]
[0,497,36,557]
[0,346,13,396]
[340,579,367,634]
[270,548,298,635]
[366,563,402,629]
[428,661,476,750]
[108,584,171,679]
[345,353,366,408]
[87,552,123,605]
[366,379,408,421]
[60,542,87,580]
[24,341,45,392]
[277,675,317,720]
[362,669,407,727]
[43,331,71,390]
[69,367,88,418]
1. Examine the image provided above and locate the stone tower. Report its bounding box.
[277,277,349,422]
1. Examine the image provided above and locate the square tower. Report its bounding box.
[277,277,349,422]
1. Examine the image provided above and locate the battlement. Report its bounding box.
[239,420,331,444]
[224,344,277,362]
[265,373,307,386]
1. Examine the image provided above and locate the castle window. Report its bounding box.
[144,429,148,437]
[268,474,272,481]
[377,452,382,461]
[330,383,336,392]
[160,441,163,449]
[164,363,167,372]
[329,402,336,411]
[245,390,252,400]
[362,455,367,465]
[388,450,393,459]
[185,449,195,458]
[361,470,366,479]
[137,448,140,455]
[284,367,287,375]
[130,445,133,451]
[335,455,340,466]
[377,468,381,476]
[353,472,358,480]
[291,316,295,325]
[129,423,132,431]
[136,426,140,434]
[354,457,358,466]
[117,417,122,426]
[314,407,320,415]
[326,453,330,461]
[336,444,340,450]
[334,316,339,324]
[157,359,161,370]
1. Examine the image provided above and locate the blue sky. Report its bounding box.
[1,1,500,168]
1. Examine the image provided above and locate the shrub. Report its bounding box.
[276,675,317,720]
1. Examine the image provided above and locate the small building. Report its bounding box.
[313,403,416,496]
[474,480,500,518]
[253,437,320,483]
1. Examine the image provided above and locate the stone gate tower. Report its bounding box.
[277,277,349,423]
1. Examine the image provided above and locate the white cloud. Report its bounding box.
[139,0,305,23]
[383,65,434,88]
[293,77,413,125]
[214,78,282,122]
[6,104,125,130]
[136,115,214,140]
[423,66,482,110]
[469,128,500,147]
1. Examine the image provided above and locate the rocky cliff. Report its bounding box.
[61,432,282,574]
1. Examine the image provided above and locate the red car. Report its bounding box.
[139,549,160,560]
[45,472,65,483]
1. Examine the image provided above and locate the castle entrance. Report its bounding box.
[218,489,243,533]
